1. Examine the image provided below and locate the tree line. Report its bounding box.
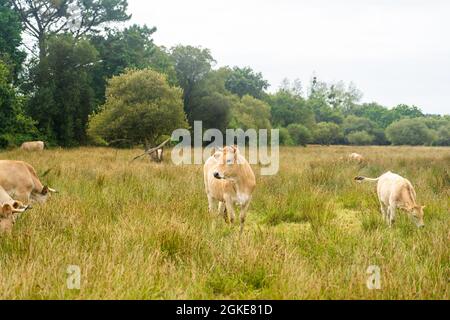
[1,0,449,149]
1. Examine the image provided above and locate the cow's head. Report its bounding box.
[0,204,13,219]
[31,186,58,203]
[11,200,28,213]
[409,205,425,228]
[213,146,242,181]
[0,201,27,217]
[0,204,15,233]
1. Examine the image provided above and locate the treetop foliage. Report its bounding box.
[1,0,448,149]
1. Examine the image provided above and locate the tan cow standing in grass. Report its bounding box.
[355,171,425,228]
[21,141,45,151]
[0,160,57,204]
[204,146,256,233]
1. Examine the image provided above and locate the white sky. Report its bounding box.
[127,0,450,115]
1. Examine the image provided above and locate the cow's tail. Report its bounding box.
[354,176,380,183]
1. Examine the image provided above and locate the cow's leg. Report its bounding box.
[239,199,252,235]
[380,203,388,223]
[388,206,396,227]
[207,194,217,214]
[218,202,226,218]
[224,197,236,224]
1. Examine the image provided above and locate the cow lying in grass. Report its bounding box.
[349,153,365,163]
[0,160,57,204]
[355,171,425,228]
[204,146,256,234]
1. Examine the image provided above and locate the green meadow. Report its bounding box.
[0,146,448,299]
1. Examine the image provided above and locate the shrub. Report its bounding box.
[287,124,312,146]
[313,122,343,145]
[346,130,375,145]
[278,127,294,146]
[88,68,188,147]
[386,118,436,146]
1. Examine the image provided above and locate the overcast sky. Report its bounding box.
[127,0,449,115]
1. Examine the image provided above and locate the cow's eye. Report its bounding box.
[227,159,233,164]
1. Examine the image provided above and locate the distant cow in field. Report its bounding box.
[21,141,45,152]
[0,160,57,204]
[349,153,365,163]
[204,146,256,233]
[355,171,425,228]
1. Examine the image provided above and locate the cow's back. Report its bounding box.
[0,161,34,193]
[377,172,413,206]
[21,141,44,151]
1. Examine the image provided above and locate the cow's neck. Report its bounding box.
[230,169,253,195]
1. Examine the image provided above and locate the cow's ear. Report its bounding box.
[233,145,240,160]
[422,206,426,210]
[1,204,13,218]
[42,186,49,195]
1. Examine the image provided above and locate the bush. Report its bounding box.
[386,118,436,146]
[287,124,312,146]
[88,68,188,147]
[313,122,343,145]
[278,127,294,146]
[346,130,375,145]
[435,124,450,146]
[0,61,41,148]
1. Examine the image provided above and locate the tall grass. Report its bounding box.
[0,146,448,299]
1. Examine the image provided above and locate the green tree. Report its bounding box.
[230,95,271,130]
[188,69,232,132]
[0,60,39,148]
[308,97,344,124]
[171,45,215,115]
[278,127,294,146]
[88,68,187,147]
[343,115,376,135]
[386,118,436,146]
[313,122,343,145]
[390,104,424,121]
[27,35,98,146]
[309,76,362,113]
[279,78,303,97]
[287,124,312,146]
[12,0,130,59]
[0,0,26,81]
[343,115,387,145]
[346,131,375,145]
[435,123,450,146]
[90,24,172,104]
[225,66,269,99]
[269,90,315,128]
[349,102,394,128]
